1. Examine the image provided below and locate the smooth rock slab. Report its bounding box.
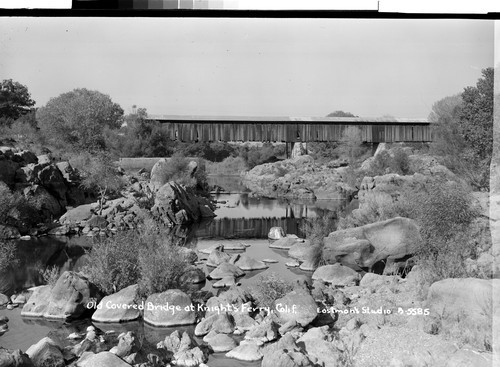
[77,351,132,367]
[312,264,361,286]
[92,284,140,323]
[270,235,304,249]
[143,289,196,327]
[208,263,245,280]
[206,334,237,352]
[223,242,247,251]
[213,276,239,289]
[262,258,279,263]
[229,254,268,271]
[225,341,263,361]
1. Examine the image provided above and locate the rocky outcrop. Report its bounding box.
[243,155,355,200]
[0,146,87,236]
[151,181,216,226]
[323,217,421,274]
[21,271,101,320]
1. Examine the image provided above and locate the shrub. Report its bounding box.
[366,147,413,176]
[301,211,338,267]
[251,272,294,309]
[0,182,41,228]
[40,265,61,288]
[81,219,193,297]
[0,241,18,273]
[205,156,248,175]
[81,231,141,295]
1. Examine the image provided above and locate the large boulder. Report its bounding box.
[426,278,499,322]
[143,289,196,327]
[288,242,316,262]
[206,249,231,267]
[268,227,285,240]
[323,217,421,273]
[24,184,64,219]
[150,158,169,191]
[151,182,215,226]
[0,159,20,187]
[22,271,101,320]
[274,288,318,327]
[296,326,341,367]
[225,341,263,362]
[26,337,64,367]
[312,264,361,286]
[36,164,67,205]
[91,284,141,323]
[76,351,132,367]
[194,312,235,336]
[205,333,237,352]
[59,204,95,225]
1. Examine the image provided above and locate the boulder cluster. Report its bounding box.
[0,146,89,238]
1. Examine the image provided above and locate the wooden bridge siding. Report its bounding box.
[164,122,431,142]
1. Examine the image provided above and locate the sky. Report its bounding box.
[0,17,494,118]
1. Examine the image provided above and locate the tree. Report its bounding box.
[338,126,364,165]
[0,79,35,125]
[79,152,125,214]
[459,67,493,161]
[37,88,124,152]
[429,68,493,189]
[327,111,357,118]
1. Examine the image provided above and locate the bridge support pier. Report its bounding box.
[285,142,296,159]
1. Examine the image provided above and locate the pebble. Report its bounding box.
[286,261,300,267]
[262,259,278,263]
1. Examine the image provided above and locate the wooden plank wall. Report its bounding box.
[162,122,432,143]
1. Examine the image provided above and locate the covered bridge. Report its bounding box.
[147,115,432,143]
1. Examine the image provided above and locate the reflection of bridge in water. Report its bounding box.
[196,202,340,239]
[196,217,309,239]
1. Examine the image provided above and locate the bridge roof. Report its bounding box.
[148,115,430,124]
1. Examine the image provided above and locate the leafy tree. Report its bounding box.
[0,79,35,125]
[327,110,357,118]
[338,126,364,165]
[37,88,124,152]
[459,67,493,161]
[429,68,493,189]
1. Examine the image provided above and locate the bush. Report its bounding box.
[0,182,41,228]
[0,241,18,273]
[81,220,193,297]
[367,147,413,176]
[301,211,338,267]
[205,156,248,175]
[40,265,61,288]
[81,231,141,295]
[251,272,294,309]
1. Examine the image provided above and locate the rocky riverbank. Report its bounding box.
[0,148,216,239]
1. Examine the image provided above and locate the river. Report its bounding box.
[0,175,350,362]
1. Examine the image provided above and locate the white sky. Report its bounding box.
[0,17,494,118]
